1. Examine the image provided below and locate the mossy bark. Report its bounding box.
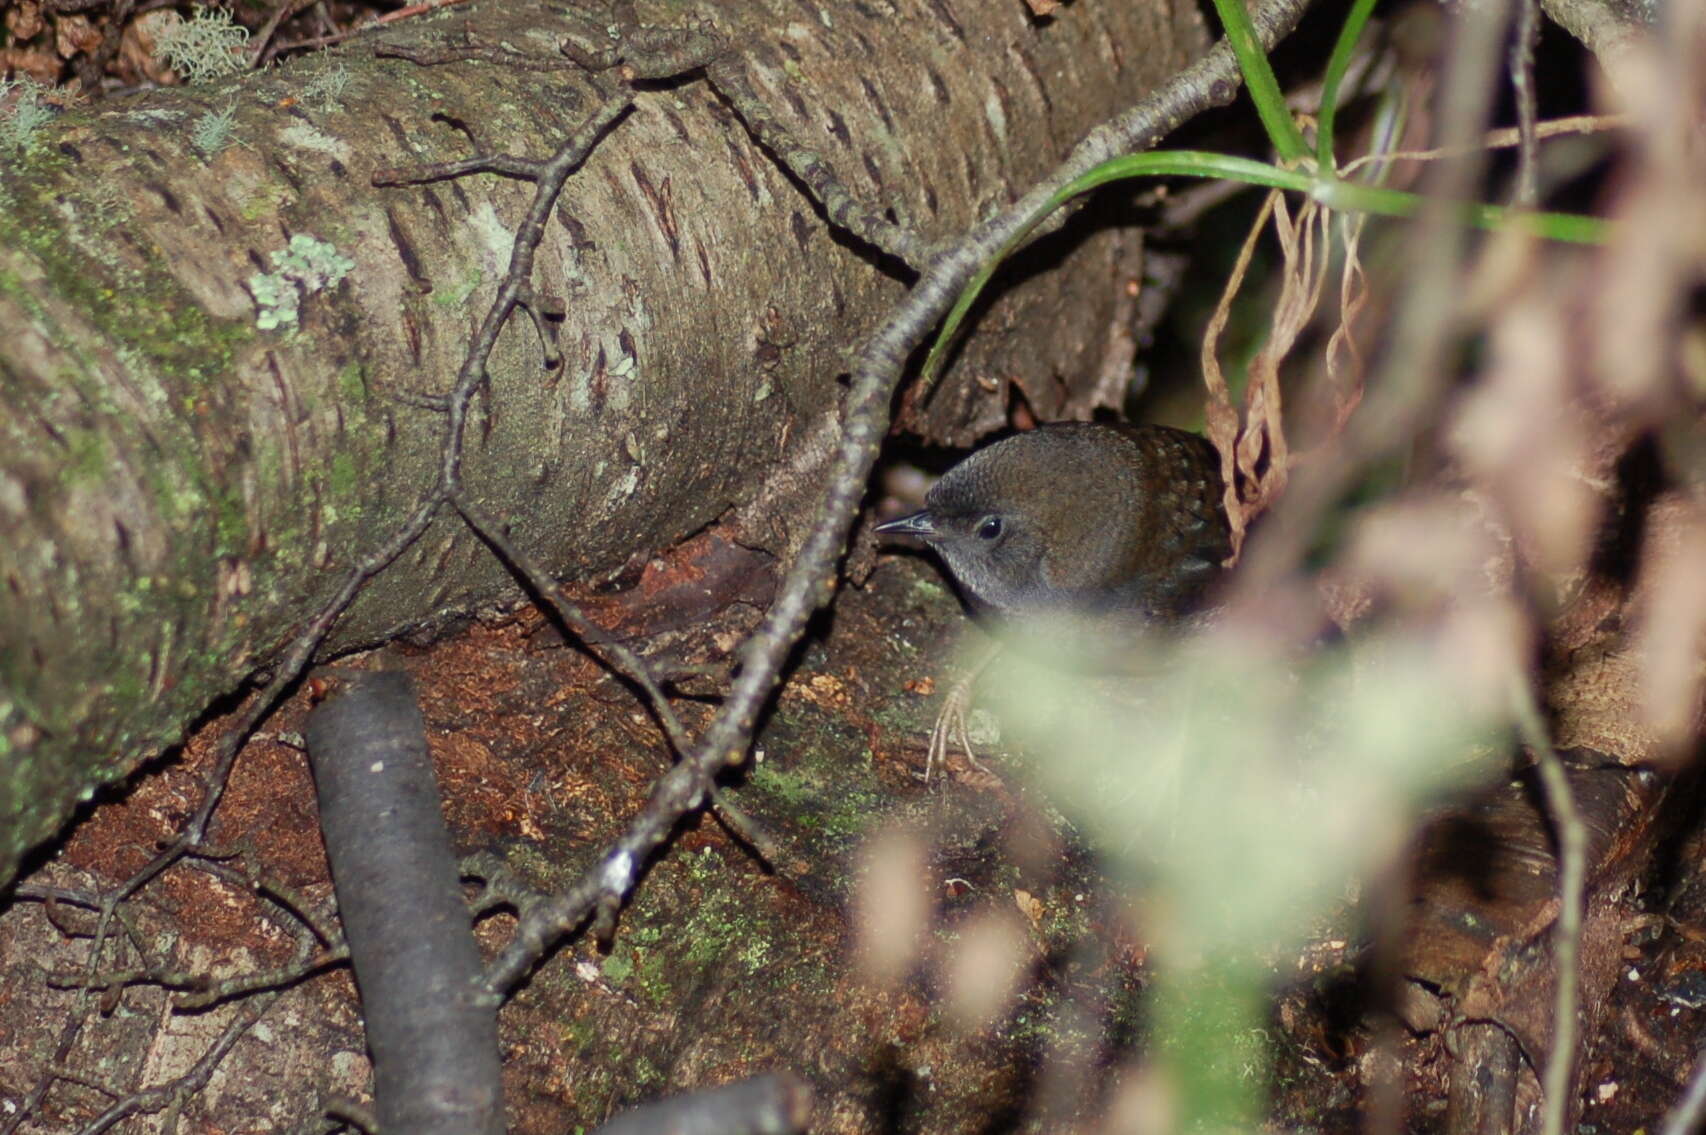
[0,0,1208,887]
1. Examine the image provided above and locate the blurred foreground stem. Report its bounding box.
[1152,957,1268,1130]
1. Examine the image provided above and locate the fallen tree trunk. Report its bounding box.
[0,0,1209,886]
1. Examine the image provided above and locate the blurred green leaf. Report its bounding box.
[979,618,1511,1126]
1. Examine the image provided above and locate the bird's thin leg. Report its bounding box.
[923,640,1002,782]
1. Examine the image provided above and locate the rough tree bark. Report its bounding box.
[0,0,1209,886]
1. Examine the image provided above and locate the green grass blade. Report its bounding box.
[1315,179,1611,243]
[1316,0,1380,169]
[1210,0,1310,163]
[917,154,1310,390]
[918,152,1607,393]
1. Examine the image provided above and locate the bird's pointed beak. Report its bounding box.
[874,509,938,539]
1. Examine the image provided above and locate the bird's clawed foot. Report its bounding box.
[921,670,989,784]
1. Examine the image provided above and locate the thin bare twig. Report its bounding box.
[249,0,319,67]
[272,0,473,56]
[74,987,279,1134]
[9,83,639,1135]
[1339,114,1628,176]
[453,494,691,753]
[1511,678,1586,1135]
[375,40,584,73]
[14,3,1318,1118]
[706,61,929,269]
[480,0,1314,995]
[554,1,926,267]
[1509,0,1542,206]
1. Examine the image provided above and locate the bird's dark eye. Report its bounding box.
[977,516,1003,540]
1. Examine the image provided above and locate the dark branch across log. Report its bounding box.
[0,0,1209,886]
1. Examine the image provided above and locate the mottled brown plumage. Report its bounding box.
[876,422,1230,780]
[877,422,1231,629]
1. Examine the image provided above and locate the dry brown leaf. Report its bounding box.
[119,9,180,86]
[1201,190,1277,557]
[1200,191,1337,560]
[1322,212,1369,435]
[53,13,100,60]
[5,1,44,41]
[0,46,59,83]
[1012,887,1043,930]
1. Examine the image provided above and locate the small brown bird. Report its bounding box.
[876,421,1231,778]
